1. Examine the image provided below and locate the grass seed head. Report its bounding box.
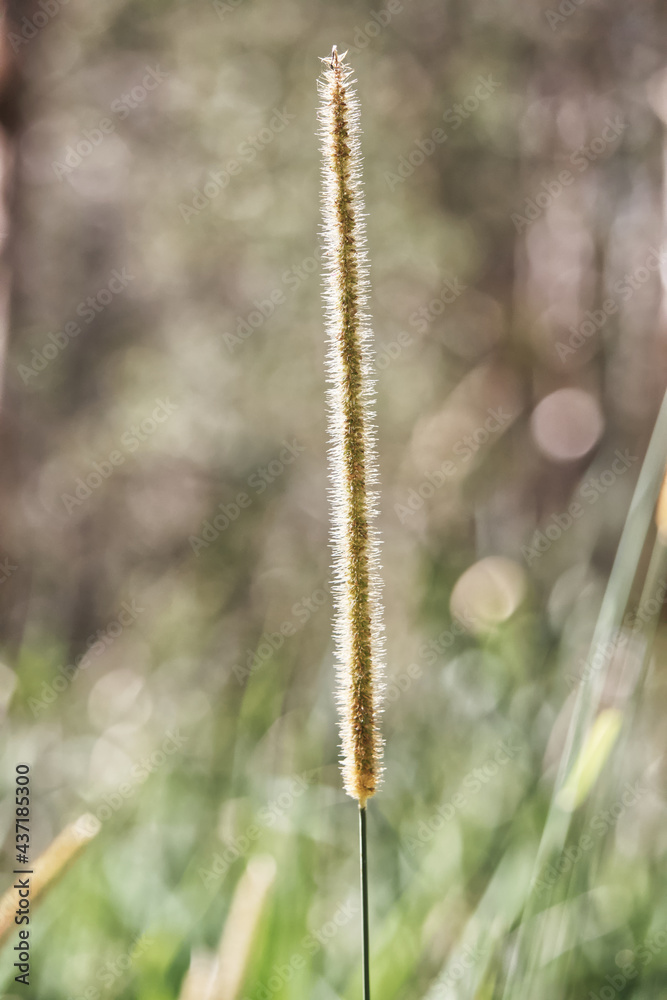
[318,46,384,806]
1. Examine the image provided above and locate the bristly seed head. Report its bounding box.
[318,47,384,806]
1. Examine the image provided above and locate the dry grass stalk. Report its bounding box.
[0,813,101,947]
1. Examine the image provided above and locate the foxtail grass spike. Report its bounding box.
[318,46,384,807]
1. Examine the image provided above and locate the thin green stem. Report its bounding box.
[359,805,371,1000]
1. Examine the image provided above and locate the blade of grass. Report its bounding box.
[502,389,667,999]
[208,854,276,1000]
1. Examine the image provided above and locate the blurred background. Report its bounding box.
[1,0,667,997]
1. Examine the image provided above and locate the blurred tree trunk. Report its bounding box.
[0,0,33,654]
